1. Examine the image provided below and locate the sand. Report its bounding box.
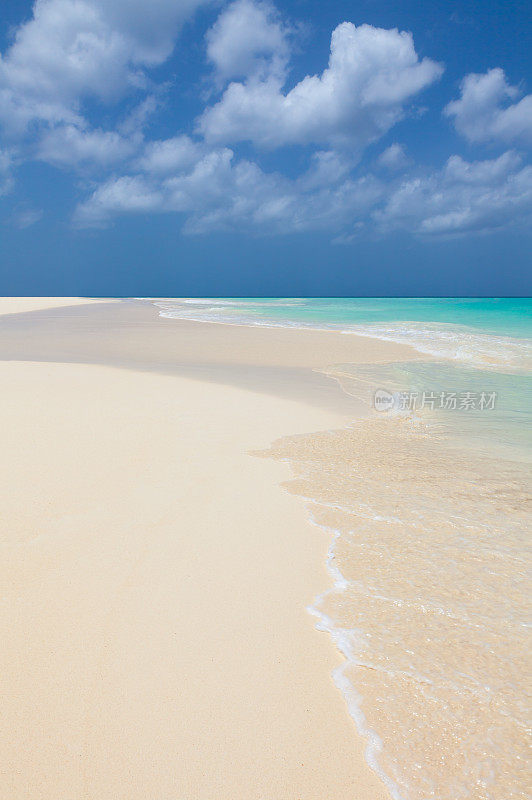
[262,418,531,800]
[0,297,117,317]
[0,299,414,800]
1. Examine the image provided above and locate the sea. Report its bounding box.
[151,298,531,800]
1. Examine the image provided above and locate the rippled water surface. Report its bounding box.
[261,417,531,800]
[154,298,531,799]
[152,297,532,371]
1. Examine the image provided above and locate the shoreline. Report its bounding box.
[0,298,411,800]
[148,298,532,374]
[0,300,423,415]
[1,299,528,800]
[261,412,530,800]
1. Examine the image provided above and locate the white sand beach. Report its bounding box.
[1,298,529,800]
[0,298,415,800]
[0,298,116,316]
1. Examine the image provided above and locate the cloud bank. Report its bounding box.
[0,0,530,242]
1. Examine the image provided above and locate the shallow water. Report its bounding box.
[261,417,531,800]
[325,359,532,461]
[152,298,532,371]
[153,298,531,799]
[151,297,532,337]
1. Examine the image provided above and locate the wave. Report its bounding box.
[306,506,406,800]
[148,299,532,373]
[261,419,531,800]
[346,322,532,372]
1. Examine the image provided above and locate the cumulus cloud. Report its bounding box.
[199,22,443,149]
[298,150,355,190]
[92,0,213,64]
[75,139,532,239]
[34,94,164,170]
[74,136,384,233]
[0,0,210,134]
[0,0,210,188]
[376,151,532,235]
[1,1,530,243]
[75,175,164,224]
[206,0,290,83]
[37,124,139,167]
[445,68,532,146]
[377,143,409,171]
[135,136,204,174]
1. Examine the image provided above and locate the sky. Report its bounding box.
[0,0,530,296]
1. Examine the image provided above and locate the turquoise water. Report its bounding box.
[153,298,532,370]
[330,359,532,459]
[154,297,532,339]
[151,297,531,799]
[152,297,532,458]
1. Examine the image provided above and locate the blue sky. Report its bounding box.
[0,0,530,296]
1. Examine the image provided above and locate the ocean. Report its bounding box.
[151,298,531,800]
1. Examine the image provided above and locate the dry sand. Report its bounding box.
[0,297,116,316]
[0,299,415,800]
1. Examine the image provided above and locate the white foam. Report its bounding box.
[344,322,532,372]
[305,506,408,800]
[147,300,532,372]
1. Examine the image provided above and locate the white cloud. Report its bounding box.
[135,136,203,175]
[37,124,139,167]
[298,150,355,190]
[0,148,13,196]
[74,138,384,233]
[377,142,409,171]
[443,149,522,183]
[0,0,210,133]
[74,137,532,239]
[33,95,162,171]
[0,0,210,188]
[206,0,290,84]
[11,207,44,229]
[92,0,213,65]
[75,175,163,226]
[2,2,531,244]
[445,68,532,146]
[376,151,532,235]
[1,0,138,132]
[199,22,443,149]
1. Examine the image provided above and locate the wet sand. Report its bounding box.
[262,416,530,800]
[0,299,415,800]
